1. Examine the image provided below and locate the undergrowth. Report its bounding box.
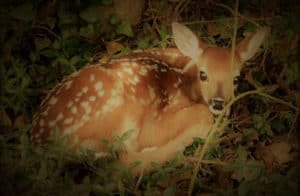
[0,0,299,195]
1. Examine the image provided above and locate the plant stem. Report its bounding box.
[188,85,297,195]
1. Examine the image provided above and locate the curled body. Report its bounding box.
[31,23,267,172]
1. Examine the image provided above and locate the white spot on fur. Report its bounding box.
[141,146,158,152]
[82,86,89,93]
[39,119,45,127]
[88,96,96,102]
[48,121,56,127]
[97,90,105,97]
[94,82,103,90]
[148,86,156,100]
[63,117,73,125]
[139,67,148,76]
[82,114,89,121]
[123,67,133,75]
[49,97,58,105]
[117,72,123,78]
[65,80,73,90]
[39,128,44,133]
[89,74,95,81]
[71,106,77,114]
[81,101,91,114]
[56,113,64,121]
[76,92,83,97]
[67,101,73,108]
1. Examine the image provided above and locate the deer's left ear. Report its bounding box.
[237,27,268,62]
[172,22,206,64]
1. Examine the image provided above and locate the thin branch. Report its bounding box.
[32,25,60,40]
[186,158,228,166]
[209,0,260,27]
[183,16,278,25]
[187,84,297,196]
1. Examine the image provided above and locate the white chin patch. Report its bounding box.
[209,105,223,116]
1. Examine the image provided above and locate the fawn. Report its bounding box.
[31,22,267,172]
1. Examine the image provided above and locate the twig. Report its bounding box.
[32,25,60,40]
[187,85,298,195]
[186,158,228,166]
[183,16,278,25]
[188,1,240,195]
[208,0,260,27]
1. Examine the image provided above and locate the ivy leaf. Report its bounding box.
[252,114,264,129]
[116,20,133,37]
[80,7,100,23]
[40,49,60,58]
[284,62,299,85]
[101,0,114,6]
[10,3,36,22]
[58,2,77,25]
[271,119,285,133]
[163,185,175,196]
[34,37,51,51]
[45,17,56,29]
[109,13,121,25]
[80,24,95,38]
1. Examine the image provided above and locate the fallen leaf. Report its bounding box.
[268,141,293,164]
[14,115,25,129]
[0,110,12,127]
[256,144,276,172]
[105,41,124,55]
[207,22,219,36]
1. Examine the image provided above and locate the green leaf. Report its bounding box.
[34,37,51,51]
[21,74,30,88]
[101,0,114,6]
[40,49,60,58]
[10,3,36,22]
[58,2,77,25]
[116,20,133,37]
[136,37,151,49]
[38,161,48,180]
[45,17,56,29]
[61,26,77,39]
[69,55,81,67]
[109,13,121,25]
[80,24,95,38]
[237,145,248,162]
[118,181,125,196]
[284,62,299,85]
[163,185,175,196]
[80,7,100,23]
[271,119,285,133]
[252,114,264,129]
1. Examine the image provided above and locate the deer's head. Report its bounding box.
[172,22,267,115]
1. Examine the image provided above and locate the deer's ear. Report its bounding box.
[237,27,268,62]
[172,22,205,63]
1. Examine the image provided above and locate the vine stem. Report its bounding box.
[187,86,297,195]
[188,1,240,195]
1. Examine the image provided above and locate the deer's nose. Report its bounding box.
[211,98,225,111]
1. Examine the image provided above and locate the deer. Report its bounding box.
[31,22,267,173]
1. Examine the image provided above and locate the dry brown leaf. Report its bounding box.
[256,144,276,172]
[14,115,25,129]
[268,141,293,164]
[207,23,219,36]
[105,41,124,55]
[0,109,12,127]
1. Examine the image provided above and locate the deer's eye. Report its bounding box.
[233,76,241,85]
[200,71,207,81]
